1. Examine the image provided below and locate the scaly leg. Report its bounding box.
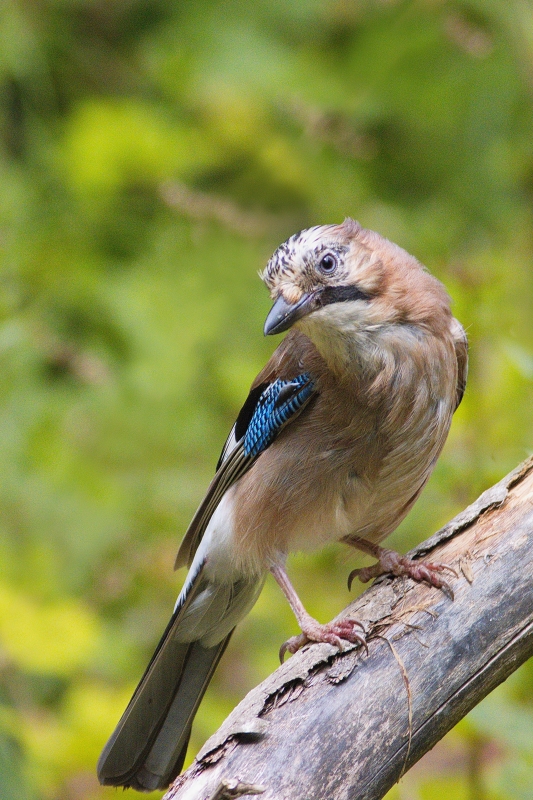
[344,535,457,598]
[270,563,367,662]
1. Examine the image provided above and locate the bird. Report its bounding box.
[97,218,468,792]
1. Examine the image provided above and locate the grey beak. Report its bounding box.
[264,292,316,336]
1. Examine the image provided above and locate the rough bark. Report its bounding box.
[164,456,533,800]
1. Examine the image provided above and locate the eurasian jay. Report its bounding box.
[98,218,468,791]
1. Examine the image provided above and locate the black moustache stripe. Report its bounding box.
[317,284,370,307]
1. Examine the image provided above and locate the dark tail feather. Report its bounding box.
[98,563,263,791]
[131,638,231,790]
[97,615,232,791]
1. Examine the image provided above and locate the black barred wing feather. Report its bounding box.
[243,373,314,456]
[175,373,315,569]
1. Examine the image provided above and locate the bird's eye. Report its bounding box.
[318,253,338,274]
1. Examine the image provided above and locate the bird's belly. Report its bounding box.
[276,433,442,555]
[286,476,373,553]
[231,397,453,572]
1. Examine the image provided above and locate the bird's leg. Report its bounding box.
[345,535,457,598]
[270,563,367,662]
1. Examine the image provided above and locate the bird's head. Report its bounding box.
[262,219,452,365]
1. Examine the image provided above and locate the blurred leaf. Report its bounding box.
[1,1,533,798]
[0,585,99,675]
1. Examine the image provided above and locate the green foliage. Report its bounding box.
[1,1,533,798]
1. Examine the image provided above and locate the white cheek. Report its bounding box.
[297,300,372,372]
[300,300,370,335]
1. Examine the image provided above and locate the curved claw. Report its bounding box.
[332,619,368,655]
[347,568,359,591]
[279,633,309,663]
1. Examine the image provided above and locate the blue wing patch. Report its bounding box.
[243,373,314,457]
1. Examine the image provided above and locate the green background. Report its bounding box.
[1,1,533,798]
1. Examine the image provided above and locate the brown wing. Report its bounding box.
[174,331,315,569]
[450,317,468,410]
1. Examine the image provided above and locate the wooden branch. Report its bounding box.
[164,457,533,800]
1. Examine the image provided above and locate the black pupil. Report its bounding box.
[321,254,336,272]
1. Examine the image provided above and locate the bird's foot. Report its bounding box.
[279,617,367,662]
[348,546,457,599]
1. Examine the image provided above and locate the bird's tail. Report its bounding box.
[97,565,264,791]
